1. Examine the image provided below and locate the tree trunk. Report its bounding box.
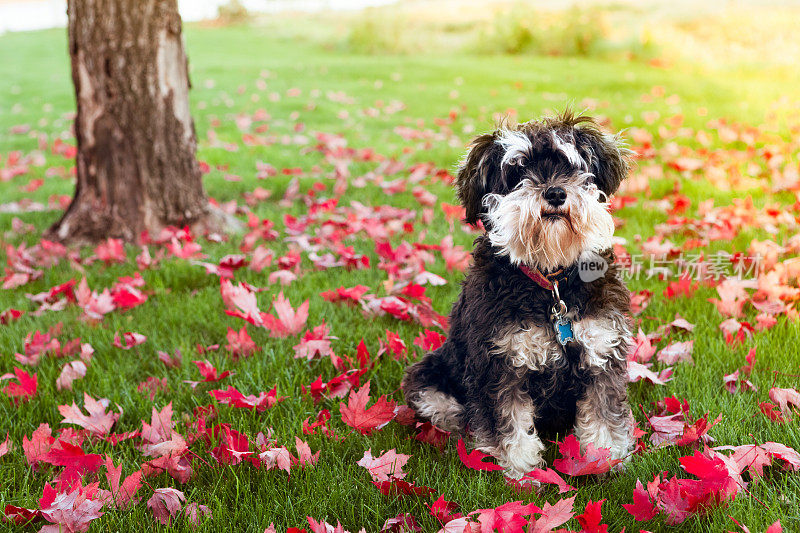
[48,0,212,243]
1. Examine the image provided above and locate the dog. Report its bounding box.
[401,111,635,479]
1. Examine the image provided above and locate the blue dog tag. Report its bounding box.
[554,317,574,345]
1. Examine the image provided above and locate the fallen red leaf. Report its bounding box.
[340,381,396,435]
[456,438,503,472]
[552,434,620,476]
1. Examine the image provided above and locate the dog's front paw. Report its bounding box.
[496,433,546,480]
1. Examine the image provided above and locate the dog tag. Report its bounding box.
[553,316,574,345]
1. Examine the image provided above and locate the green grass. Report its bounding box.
[1,20,799,533]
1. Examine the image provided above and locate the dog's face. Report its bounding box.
[456,112,630,271]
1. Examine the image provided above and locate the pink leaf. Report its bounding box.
[528,496,575,533]
[147,487,185,525]
[56,361,87,391]
[657,341,694,365]
[113,331,147,349]
[58,392,121,436]
[357,449,411,482]
[262,292,308,337]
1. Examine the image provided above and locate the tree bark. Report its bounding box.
[48,0,212,243]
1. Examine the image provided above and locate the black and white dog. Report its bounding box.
[402,111,634,479]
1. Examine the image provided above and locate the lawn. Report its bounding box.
[1,18,800,533]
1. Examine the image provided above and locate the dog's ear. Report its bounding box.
[456,132,502,224]
[574,125,631,197]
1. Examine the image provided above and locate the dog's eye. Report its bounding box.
[579,172,597,189]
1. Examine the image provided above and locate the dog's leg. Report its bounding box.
[573,371,634,462]
[408,386,464,432]
[401,344,464,432]
[474,387,545,479]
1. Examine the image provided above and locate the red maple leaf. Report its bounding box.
[95,238,126,264]
[294,437,320,468]
[301,369,366,404]
[225,326,259,359]
[262,291,309,337]
[22,423,55,467]
[552,434,619,476]
[472,501,540,533]
[648,410,720,447]
[415,422,450,451]
[708,280,750,318]
[140,376,167,402]
[440,236,471,272]
[372,478,435,498]
[302,409,336,439]
[679,450,740,501]
[320,285,371,305]
[209,385,285,411]
[102,456,142,509]
[517,468,576,493]
[1,367,37,403]
[428,494,462,525]
[378,329,407,360]
[158,348,182,368]
[184,360,233,388]
[628,328,657,362]
[339,381,396,435]
[759,401,785,422]
[210,424,251,465]
[456,438,503,472]
[381,513,421,533]
[355,339,373,369]
[110,284,147,309]
[413,329,447,351]
[664,274,698,299]
[220,279,264,326]
[293,322,335,360]
[628,360,673,385]
[379,297,411,321]
[575,499,608,533]
[184,502,212,527]
[56,360,87,391]
[675,413,722,447]
[39,483,104,532]
[629,289,652,315]
[166,238,204,259]
[3,504,43,525]
[623,479,659,521]
[712,441,800,482]
[0,308,24,325]
[40,440,103,478]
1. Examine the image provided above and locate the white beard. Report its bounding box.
[483,178,614,271]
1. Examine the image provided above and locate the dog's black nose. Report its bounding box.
[544,186,567,207]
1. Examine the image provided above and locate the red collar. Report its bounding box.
[519,264,572,291]
[518,250,615,291]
